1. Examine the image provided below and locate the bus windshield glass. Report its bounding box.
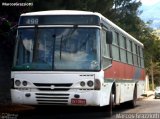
[13,27,100,71]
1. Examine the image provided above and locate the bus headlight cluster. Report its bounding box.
[15,80,28,86]
[80,80,94,87]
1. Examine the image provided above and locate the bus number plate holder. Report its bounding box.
[71,99,86,105]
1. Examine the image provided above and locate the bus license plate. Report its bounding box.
[71,99,86,105]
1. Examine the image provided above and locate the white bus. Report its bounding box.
[11,10,145,116]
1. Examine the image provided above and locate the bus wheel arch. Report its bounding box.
[111,82,116,107]
[105,82,116,117]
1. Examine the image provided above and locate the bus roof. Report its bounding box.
[21,10,143,47]
[21,10,97,16]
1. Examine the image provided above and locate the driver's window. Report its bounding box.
[101,29,112,69]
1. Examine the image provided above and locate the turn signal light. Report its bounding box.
[94,79,101,90]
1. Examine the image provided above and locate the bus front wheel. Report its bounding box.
[106,92,114,117]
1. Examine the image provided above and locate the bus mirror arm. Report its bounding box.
[106,31,113,44]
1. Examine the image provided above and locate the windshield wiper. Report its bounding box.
[60,35,63,60]
[52,34,56,70]
[13,32,22,67]
[33,25,38,62]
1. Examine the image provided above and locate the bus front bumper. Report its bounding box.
[11,89,102,106]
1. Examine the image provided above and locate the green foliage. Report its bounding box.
[31,0,114,16]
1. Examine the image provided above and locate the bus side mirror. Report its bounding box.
[106,31,113,44]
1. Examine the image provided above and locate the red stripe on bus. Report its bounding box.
[104,61,145,80]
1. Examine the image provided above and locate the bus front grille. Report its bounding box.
[33,83,73,91]
[35,93,69,105]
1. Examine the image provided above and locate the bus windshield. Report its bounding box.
[13,27,100,71]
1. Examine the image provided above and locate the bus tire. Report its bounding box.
[106,92,113,117]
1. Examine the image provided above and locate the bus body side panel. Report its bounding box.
[103,61,145,104]
[104,61,145,80]
[119,81,135,103]
[115,82,121,105]
[101,79,114,106]
[137,80,145,98]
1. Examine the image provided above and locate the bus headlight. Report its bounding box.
[15,80,21,86]
[87,80,94,87]
[22,81,28,86]
[94,79,101,90]
[80,81,85,87]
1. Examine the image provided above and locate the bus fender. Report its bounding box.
[101,79,115,106]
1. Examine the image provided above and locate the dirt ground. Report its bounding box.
[0,104,35,113]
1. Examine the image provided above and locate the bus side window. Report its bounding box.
[138,46,141,67]
[127,39,133,65]
[132,43,138,66]
[106,31,113,44]
[102,29,112,69]
[119,35,127,63]
[112,31,120,61]
[140,48,144,68]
